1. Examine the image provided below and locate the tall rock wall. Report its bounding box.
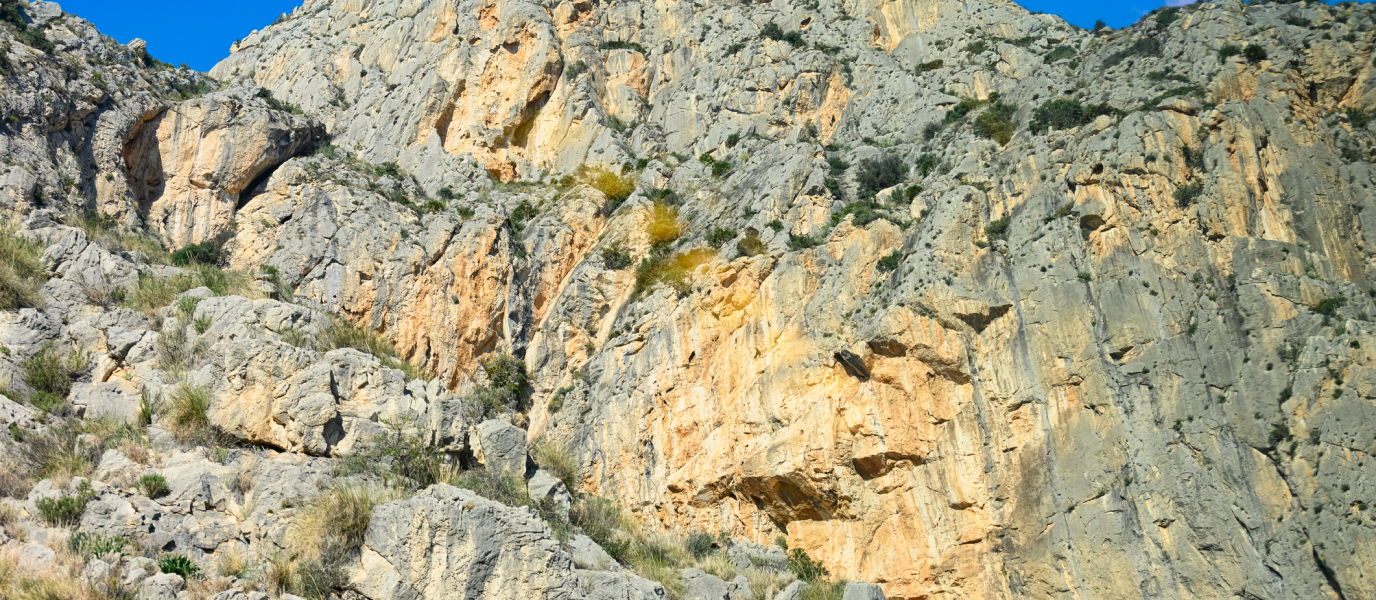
[2,0,1376,598]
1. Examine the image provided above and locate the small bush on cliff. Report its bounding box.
[11,343,87,417]
[0,226,46,310]
[601,245,633,269]
[588,167,636,212]
[157,553,201,579]
[138,474,170,498]
[36,481,95,526]
[786,546,830,582]
[480,354,527,405]
[1028,99,1117,134]
[633,248,715,299]
[855,153,908,200]
[973,100,1018,145]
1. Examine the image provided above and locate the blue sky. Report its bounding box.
[52,0,1365,72]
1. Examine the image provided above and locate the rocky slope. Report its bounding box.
[2,0,1376,598]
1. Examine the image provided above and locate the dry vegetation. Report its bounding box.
[0,225,46,310]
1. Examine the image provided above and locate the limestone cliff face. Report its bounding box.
[4,0,1376,598]
[122,89,320,247]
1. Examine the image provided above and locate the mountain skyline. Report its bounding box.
[52,0,1320,71]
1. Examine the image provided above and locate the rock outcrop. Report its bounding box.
[2,0,1376,598]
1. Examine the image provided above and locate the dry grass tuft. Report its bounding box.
[287,484,398,560]
[0,225,46,310]
[167,384,211,444]
[529,438,580,493]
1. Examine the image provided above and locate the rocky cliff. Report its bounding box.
[2,0,1376,598]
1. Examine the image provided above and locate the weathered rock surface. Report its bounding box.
[353,484,576,600]
[2,0,1376,598]
[122,87,320,247]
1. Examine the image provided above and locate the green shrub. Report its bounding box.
[711,160,732,177]
[1311,297,1347,323]
[915,59,943,72]
[876,251,901,272]
[169,241,223,266]
[601,245,633,270]
[18,344,86,404]
[138,474,170,498]
[1173,181,1203,206]
[788,233,822,251]
[565,60,588,80]
[0,226,46,310]
[1243,45,1267,64]
[786,547,830,582]
[825,156,849,172]
[760,22,784,41]
[1043,45,1076,64]
[1155,7,1181,30]
[686,532,717,559]
[1219,44,1242,61]
[1028,99,1117,134]
[1101,37,1160,70]
[781,31,805,46]
[825,178,843,199]
[707,228,737,246]
[984,217,1011,241]
[830,200,890,228]
[481,354,528,399]
[36,481,95,526]
[737,228,767,257]
[916,154,937,177]
[599,40,647,53]
[855,153,908,200]
[944,97,983,124]
[964,40,988,54]
[68,532,128,558]
[2,2,53,54]
[1349,108,1373,129]
[633,249,715,298]
[158,553,202,579]
[973,100,1018,145]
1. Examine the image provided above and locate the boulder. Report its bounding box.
[577,569,669,600]
[353,485,575,600]
[568,534,616,570]
[138,573,185,600]
[527,468,571,513]
[841,582,886,600]
[470,419,528,476]
[69,382,141,421]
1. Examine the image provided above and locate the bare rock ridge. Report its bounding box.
[1,0,1375,598]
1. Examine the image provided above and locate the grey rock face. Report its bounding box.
[568,534,616,570]
[527,468,572,513]
[576,569,669,600]
[138,573,185,600]
[774,581,808,600]
[841,582,886,600]
[2,0,1375,597]
[471,419,529,476]
[353,485,576,600]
